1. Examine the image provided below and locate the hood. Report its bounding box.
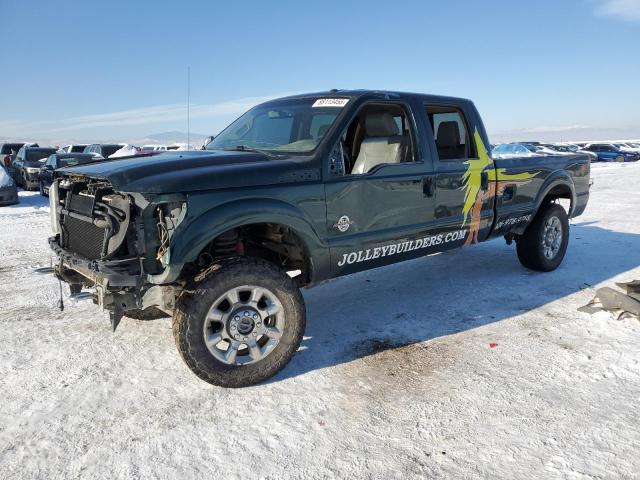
[57,150,317,193]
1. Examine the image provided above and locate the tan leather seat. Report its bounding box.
[351,113,402,174]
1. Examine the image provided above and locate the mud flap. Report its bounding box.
[110,305,124,332]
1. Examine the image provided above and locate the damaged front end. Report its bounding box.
[49,175,187,329]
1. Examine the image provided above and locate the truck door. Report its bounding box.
[324,101,436,275]
[424,103,495,246]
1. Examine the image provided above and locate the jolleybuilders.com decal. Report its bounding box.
[337,229,467,267]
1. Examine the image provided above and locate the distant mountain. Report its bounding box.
[130,131,210,146]
[0,131,211,149]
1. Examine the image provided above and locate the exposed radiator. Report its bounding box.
[62,215,105,260]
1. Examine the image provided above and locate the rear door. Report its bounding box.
[424,103,495,246]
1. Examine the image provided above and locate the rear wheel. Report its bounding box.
[615,155,624,162]
[173,257,306,387]
[516,203,569,272]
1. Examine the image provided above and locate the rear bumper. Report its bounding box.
[0,186,19,205]
[572,191,589,218]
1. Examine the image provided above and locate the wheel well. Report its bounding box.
[185,223,311,286]
[542,184,573,214]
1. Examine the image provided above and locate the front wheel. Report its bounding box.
[173,257,306,387]
[516,203,569,272]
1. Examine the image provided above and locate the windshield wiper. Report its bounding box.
[223,145,272,155]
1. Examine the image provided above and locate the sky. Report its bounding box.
[0,0,639,144]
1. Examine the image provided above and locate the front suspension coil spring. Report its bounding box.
[213,230,240,257]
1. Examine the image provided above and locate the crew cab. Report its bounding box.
[48,90,590,387]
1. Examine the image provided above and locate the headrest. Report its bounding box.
[365,113,400,137]
[436,121,461,147]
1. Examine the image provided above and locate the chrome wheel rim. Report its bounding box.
[542,216,563,260]
[202,285,285,366]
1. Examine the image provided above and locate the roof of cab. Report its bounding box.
[265,89,473,106]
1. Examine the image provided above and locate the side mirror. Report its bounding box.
[202,136,214,149]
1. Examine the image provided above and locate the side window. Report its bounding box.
[425,105,475,160]
[340,103,415,176]
[45,156,56,167]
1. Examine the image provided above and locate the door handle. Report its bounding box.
[422,176,434,197]
[481,172,489,191]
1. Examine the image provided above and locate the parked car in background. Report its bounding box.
[550,143,598,162]
[39,152,106,196]
[1,143,26,167]
[614,143,640,155]
[11,146,58,189]
[83,144,125,158]
[58,144,88,154]
[140,144,168,152]
[583,143,638,162]
[110,144,141,158]
[0,164,19,206]
[520,143,559,155]
[492,143,537,158]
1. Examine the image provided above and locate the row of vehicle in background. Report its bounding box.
[0,142,182,193]
[492,141,639,162]
[0,141,194,204]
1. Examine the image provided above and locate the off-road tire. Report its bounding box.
[126,307,170,320]
[516,203,569,272]
[173,257,306,387]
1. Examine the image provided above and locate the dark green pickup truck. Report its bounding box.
[49,90,590,387]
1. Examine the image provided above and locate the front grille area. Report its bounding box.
[62,215,105,260]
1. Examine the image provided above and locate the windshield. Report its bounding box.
[206,97,345,154]
[26,149,56,162]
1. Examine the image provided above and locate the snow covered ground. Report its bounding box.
[1,162,639,479]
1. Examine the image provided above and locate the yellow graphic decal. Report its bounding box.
[461,129,537,246]
[461,129,494,226]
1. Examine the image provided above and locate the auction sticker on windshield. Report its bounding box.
[312,98,349,108]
